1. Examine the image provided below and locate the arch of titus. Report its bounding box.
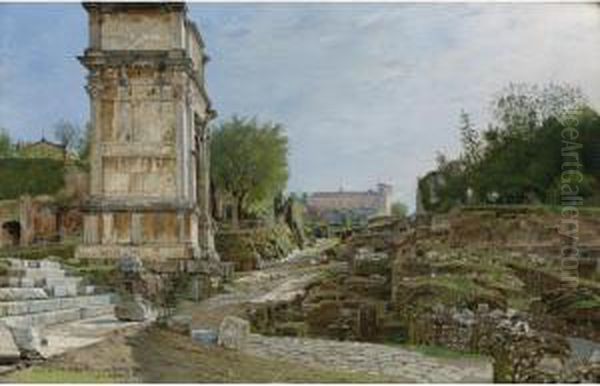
[76,3,219,271]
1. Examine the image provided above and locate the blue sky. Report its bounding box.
[1,3,599,209]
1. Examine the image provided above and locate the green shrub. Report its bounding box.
[0,158,65,199]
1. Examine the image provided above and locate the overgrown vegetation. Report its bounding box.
[0,158,66,199]
[5,368,121,383]
[423,82,600,213]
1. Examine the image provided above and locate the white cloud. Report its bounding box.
[192,3,600,210]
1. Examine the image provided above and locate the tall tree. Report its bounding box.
[491,82,586,138]
[53,119,82,152]
[0,128,14,158]
[211,116,289,227]
[458,110,482,169]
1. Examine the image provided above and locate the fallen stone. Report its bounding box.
[167,315,192,335]
[0,277,35,288]
[0,324,20,364]
[80,285,96,296]
[251,273,321,305]
[191,328,218,346]
[218,316,250,350]
[537,355,565,374]
[46,283,78,298]
[0,288,48,301]
[115,296,155,322]
[8,326,43,357]
[38,259,62,271]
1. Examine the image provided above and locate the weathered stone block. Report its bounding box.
[38,259,62,270]
[0,288,48,301]
[80,305,115,319]
[167,315,192,335]
[47,283,78,298]
[78,285,96,296]
[8,325,42,355]
[0,277,35,288]
[191,328,218,346]
[0,324,21,364]
[218,316,250,350]
[115,296,155,322]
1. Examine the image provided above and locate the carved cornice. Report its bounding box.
[78,49,191,70]
[78,49,215,113]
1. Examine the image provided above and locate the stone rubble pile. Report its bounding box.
[0,258,115,363]
[247,247,392,342]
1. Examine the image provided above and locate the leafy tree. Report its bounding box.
[491,82,586,137]
[425,82,599,211]
[458,111,482,202]
[211,116,289,227]
[391,201,408,217]
[477,83,589,204]
[0,128,14,158]
[459,110,482,168]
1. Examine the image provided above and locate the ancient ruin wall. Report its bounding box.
[76,3,217,267]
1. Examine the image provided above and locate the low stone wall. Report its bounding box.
[247,247,391,342]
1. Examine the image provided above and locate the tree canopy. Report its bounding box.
[0,128,14,158]
[423,82,600,212]
[211,116,289,224]
[391,201,408,217]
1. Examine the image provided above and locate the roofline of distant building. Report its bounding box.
[17,137,66,151]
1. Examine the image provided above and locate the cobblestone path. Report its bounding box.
[192,240,493,383]
[244,334,493,383]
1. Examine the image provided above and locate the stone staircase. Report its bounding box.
[0,258,115,330]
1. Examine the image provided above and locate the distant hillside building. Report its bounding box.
[16,138,68,162]
[307,184,393,224]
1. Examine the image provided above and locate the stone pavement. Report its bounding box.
[40,315,142,358]
[192,241,494,383]
[244,334,493,383]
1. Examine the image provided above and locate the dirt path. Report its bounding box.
[184,239,340,329]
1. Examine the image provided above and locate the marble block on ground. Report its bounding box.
[0,277,35,288]
[167,315,192,335]
[0,324,20,364]
[8,325,43,355]
[191,329,218,346]
[0,288,48,302]
[115,297,155,322]
[218,316,250,350]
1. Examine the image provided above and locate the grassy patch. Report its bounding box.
[572,296,600,310]
[0,243,76,261]
[5,368,121,383]
[8,327,400,383]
